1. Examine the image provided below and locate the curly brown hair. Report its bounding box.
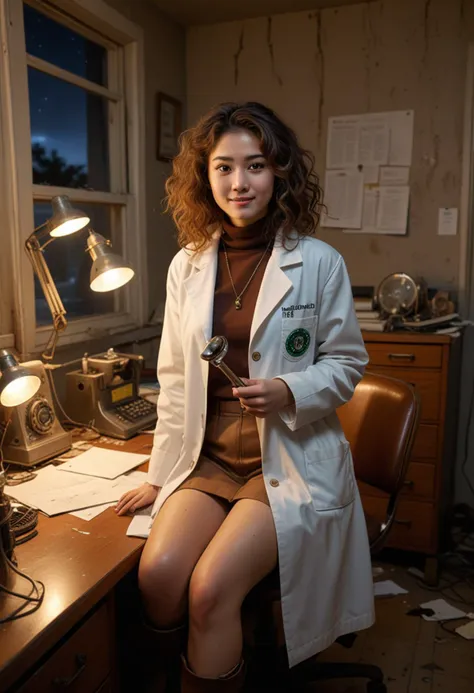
[165,102,323,250]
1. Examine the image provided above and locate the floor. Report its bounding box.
[310,559,474,693]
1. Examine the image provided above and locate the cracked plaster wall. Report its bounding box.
[187,0,474,292]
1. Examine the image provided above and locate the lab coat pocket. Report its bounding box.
[304,441,355,510]
[281,315,318,365]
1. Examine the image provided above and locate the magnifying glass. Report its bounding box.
[200,336,245,388]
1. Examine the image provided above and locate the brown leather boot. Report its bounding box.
[181,656,246,692]
[142,622,186,693]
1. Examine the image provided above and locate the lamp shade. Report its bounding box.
[87,231,135,293]
[49,195,90,238]
[0,350,41,407]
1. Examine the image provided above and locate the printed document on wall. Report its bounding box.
[321,169,364,229]
[326,116,359,169]
[387,111,414,166]
[376,186,410,234]
[359,117,390,166]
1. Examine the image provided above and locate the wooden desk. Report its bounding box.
[0,434,151,693]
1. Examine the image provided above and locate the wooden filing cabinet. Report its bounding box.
[360,332,461,577]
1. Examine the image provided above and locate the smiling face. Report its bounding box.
[208,128,275,227]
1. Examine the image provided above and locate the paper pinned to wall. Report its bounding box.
[438,207,458,236]
[343,188,379,235]
[321,168,364,228]
[380,166,410,186]
[362,165,380,185]
[376,186,410,234]
[326,116,360,169]
[359,118,390,166]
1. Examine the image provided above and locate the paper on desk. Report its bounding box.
[373,580,408,597]
[127,507,153,538]
[57,447,149,480]
[420,599,467,621]
[9,466,148,516]
[69,471,148,520]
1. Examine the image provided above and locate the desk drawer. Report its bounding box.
[359,461,435,501]
[368,367,441,421]
[362,495,435,552]
[16,603,111,693]
[411,424,439,460]
[367,343,443,369]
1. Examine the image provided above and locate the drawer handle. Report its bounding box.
[53,653,87,690]
[403,480,414,488]
[395,519,412,528]
[388,353,415,362]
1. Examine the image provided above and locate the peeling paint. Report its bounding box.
[363,2,376,110]
[426,133,440,188]
[315,11,325,146]
[267,18,283,87]
[423,0,432,64]
[233,26,244,86]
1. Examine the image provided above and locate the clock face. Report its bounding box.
[378,274,417,314]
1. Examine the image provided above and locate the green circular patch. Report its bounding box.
[285,328,311,358]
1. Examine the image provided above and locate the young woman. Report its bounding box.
[116,102,375,692]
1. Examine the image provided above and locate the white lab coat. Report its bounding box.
[148,229,375,668]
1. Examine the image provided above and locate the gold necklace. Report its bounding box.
[221,237,272,310]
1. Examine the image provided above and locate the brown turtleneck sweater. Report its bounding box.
[208,218,273,400]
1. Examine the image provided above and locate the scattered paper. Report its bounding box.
[455,621,474,640]
[373,580,408,597]
[438,207,458,236]
[326,115,360,169]
[380,166,410,186]
[57,447,149,480]
[70,503,115,521]
[376,186,410,234]
[127,507,153,538]
[321,169,364,228]
[420,599,467,621]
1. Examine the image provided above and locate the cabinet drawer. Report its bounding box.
[17,603,111,693]
[366,343,443,369]
[362,495,435,552]
[411,425,439,460]
[368,367,441,421]
[401,462,436,500]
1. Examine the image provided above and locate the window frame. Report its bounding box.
[0,0,147,359]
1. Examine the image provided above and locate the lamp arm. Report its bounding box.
[25,235,68,361]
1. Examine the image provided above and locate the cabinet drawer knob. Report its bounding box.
[388,353,415,362]
[403,480,414,488]
[53,653,87,689]
[395,519,412,528]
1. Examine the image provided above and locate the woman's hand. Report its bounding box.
[232,378,295,418]
[114,483,160,516]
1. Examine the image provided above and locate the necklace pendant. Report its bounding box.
[235,298,242,310]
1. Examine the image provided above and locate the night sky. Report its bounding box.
[24,3,107,169]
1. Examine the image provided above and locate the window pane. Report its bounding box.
[23,3,107,86]
[33,202,122,326]
[29,68,110,190]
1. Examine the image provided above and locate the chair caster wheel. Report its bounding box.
[367,682,387,693]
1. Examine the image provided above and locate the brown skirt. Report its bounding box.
[176,398,269,506]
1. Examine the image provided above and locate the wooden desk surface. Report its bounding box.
[0,434,152,692]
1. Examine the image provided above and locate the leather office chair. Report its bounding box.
[247,372,420,693]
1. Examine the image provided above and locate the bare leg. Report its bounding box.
[138,489,228,627]
[187,499,278,677]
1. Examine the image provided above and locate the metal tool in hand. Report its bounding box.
[200,336,245,388]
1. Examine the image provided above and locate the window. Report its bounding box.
[0,0,146,357]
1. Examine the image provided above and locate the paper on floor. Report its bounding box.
[455,621,474,639]
[373,579,408,597]
[420,598,467,621]
[57,447,149,480]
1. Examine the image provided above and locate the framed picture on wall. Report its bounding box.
[156,92,182,162]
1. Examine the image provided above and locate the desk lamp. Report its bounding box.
[1,350,41,580]
[25,195,135,361]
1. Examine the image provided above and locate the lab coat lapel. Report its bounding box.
[250,234,303,344]
[184,233,219,388]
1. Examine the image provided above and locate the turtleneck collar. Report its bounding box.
[221,217,269,250]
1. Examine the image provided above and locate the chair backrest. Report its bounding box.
[337,372,420,497]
